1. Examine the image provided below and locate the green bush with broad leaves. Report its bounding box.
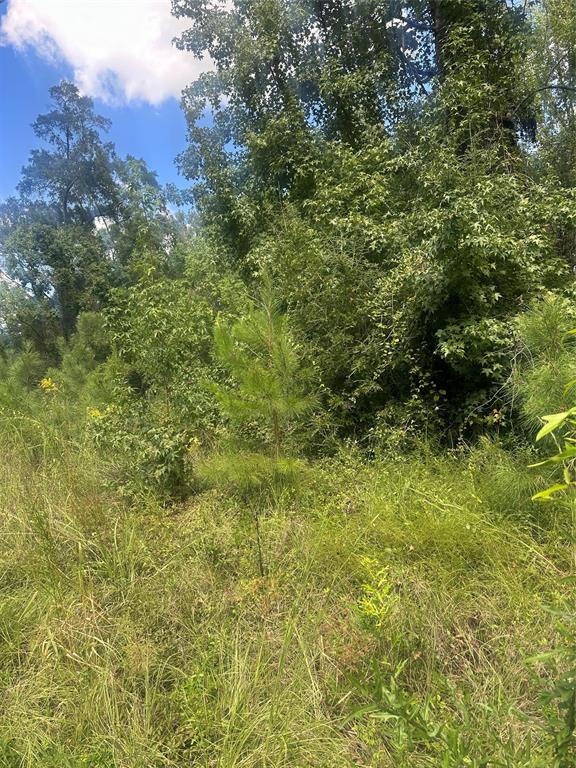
[92,241,246,499]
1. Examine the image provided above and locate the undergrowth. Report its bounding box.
[0,411,574,767]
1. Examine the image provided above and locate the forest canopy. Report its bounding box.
[3,1,576,442]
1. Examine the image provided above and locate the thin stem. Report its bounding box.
[253,506,266,578]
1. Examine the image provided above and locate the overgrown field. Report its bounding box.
[4,1,576,765]
[1,411,574,768]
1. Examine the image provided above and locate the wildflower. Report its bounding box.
[87,407,102,419]
[39,377,58,392]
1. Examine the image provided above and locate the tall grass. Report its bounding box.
[0,414,573,766]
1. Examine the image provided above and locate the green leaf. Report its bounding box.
[531,483,569,501]
[535,410,576,441]
[529,443,576,467]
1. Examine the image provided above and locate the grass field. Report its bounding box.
[1,412,574,768]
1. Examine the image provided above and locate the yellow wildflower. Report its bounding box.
[39,377,58,392]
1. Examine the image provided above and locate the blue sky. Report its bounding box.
[0,1,206,202]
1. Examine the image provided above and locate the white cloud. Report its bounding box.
[0,0,209,105]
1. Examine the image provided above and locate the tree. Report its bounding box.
[200,277,316,575]
[0,281,60,362]
[172,0,428,252]
[0,82,122,344]
[3,223,111,340]
[171,1,576,436]
[172,1,536,253]
[106,156,190,281]
[212,275,315,458]
[18,81,118,226]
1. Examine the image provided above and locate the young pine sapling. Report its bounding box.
[201,276,316,576]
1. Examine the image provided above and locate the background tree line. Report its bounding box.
[1,0,576,490]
